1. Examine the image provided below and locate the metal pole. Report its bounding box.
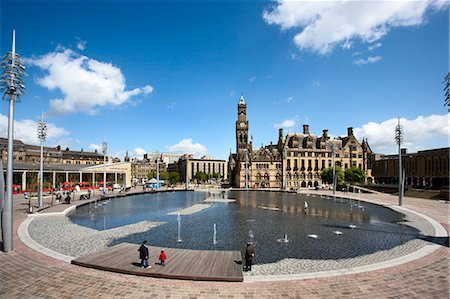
[39,138,43,208]
[395,118,403,206]
[398,135,403,206]
[102,142,107,195]
[38,112,46,209]
[332,143,336,195]
[283,147,287,190]
[245,149,248,190]
[185,157,188,188]
[156,151,159,190]
[3,31,16,252]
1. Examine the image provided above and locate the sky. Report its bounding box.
[0,0,448,161]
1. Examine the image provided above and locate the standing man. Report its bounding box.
[138,240,150,268]
[244,242,255,272]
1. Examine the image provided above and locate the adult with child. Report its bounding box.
[138,240,150,268]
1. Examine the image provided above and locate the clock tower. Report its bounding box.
[236,95,249,154]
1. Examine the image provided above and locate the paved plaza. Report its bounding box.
[0,189,449,298]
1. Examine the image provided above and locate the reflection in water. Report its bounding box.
[69,190,420,264]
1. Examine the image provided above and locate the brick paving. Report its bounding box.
[0,190,449,298]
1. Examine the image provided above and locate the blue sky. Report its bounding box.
[1,0,448,160]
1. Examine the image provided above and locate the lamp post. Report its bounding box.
[102,141,107,195]
[395,118,403,206]
[283,146,287,190]
[185,156,189,189]
[1,30,26,252]
[331,142,336,196]
[245,149,249,190]
[37,113,47,208]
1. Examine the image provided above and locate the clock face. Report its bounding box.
[240,122,245,128]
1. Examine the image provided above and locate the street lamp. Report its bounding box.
[331,142,336,196]
[102,141,107,195]
[185,156,189,189]
[37,113,47,208]
[395,118,403,206]
[0,30,26,252]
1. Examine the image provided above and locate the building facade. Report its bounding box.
[372,147,449,189]
[0,138,105,165]
[228,96,374,189]
[0,138,131,191]
[178,154,228,183]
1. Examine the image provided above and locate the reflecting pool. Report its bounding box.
[69,191,420,264]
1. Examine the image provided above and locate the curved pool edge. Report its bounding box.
[18,217,75,263]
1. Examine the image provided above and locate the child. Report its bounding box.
[159,250,166,266]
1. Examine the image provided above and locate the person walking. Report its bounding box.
[159,250,166,266]
[244,242,255,272]
[138,240,150,268]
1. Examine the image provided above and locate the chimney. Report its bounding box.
[303,124,309,135]
[323,129,328,139]
[347,127,353,136]
[279,128,283,139]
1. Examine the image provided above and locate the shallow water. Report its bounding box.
[69,190,420,264]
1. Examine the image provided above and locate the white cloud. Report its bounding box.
[353,55,382,66]
[286,96,293,103]
[133,147,147,159]
[312,80,321,87]
[264,0,447,54]
[0,114,69,145]
[289,51,302,61]
[75,38,87,51]
[354,114,449,154]
[368,42,382,51]
[166,102,176,110]
[249,76,256,83]
[274,119,296,129]
[89,143,102,152]
[26,48,154,115]
[167,138,208,157]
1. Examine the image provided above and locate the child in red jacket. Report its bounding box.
[159,250,166,266]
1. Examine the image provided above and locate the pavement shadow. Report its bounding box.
[419,236,450,247]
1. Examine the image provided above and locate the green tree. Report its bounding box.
[344,167,366,184]
[168,172,180,184]
[147,171,156,179]
[159,171,170,181]
[320,166,344,184]
[194,171,208,182]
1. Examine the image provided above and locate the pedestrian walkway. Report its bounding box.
[72,243,243,282]
[0,189,448,298]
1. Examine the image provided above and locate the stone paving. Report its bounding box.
[0,189,449,298]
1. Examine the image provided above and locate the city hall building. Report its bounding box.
[228,96,375,189]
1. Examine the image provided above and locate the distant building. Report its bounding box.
[228,95,375,189]
[0,138,131,190]
[129,154,167,183]
[145,152,182,165]
[178,154,227,183]
[372,147,449,189]
[0,137,105,165]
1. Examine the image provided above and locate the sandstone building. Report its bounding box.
[228,96,374,189]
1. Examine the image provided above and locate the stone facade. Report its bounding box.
[372,147,449,189]
[0,137,105,165]
[178,154,228,183]
[228,96,374,189]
